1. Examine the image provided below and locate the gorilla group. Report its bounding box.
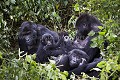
[18,13,103,77]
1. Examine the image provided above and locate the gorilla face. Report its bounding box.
[24,31,37,46]
[75,13,102,40]
[64,36,73,45]
[69,52,82,68]
[77,23,91,38]
[19,21,37,46]
[68,49,89,68]
[64,36,70,42]
[41,33,55,46]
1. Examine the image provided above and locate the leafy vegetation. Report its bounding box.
[0,0,120,80]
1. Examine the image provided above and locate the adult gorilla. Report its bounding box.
[18,21,38,56]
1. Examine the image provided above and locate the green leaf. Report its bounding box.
[74,3,79,11]
[98,26,103,30]
[45,14,49,18]
[23,62,28,70]
[92,76,97,80]
[106,63,111,72]
[90,42,97,48]
[26,55,32,63]
[88,31,95,36]
[100,72,106,80]
[62,71,68,77]
[49,60,55,64]
[11,0,16,4]
[5,1,10,5]
[64,1,68,6]
[60,74,67,80]
[97,61,106,68]
[99,32,106,35]
[0,52,3,59]
[31,54,36,59]
[118,53,120,64]
[52,12,58,17]
[111,33,117,38]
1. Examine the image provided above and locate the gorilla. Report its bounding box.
[74,13,102,40]
[56,49,89,72]
[74,13,109,51]
[36,32,64,63]
[36,33,54,63]
[18,21,38,56]
[56,49,102,77]
[36,24,59,44]
[18,22,60,57]
[74,33,101,62]
[43,31,75,56]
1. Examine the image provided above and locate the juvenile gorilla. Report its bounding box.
[36,32,63,63]
[36,24,59,44]
[56,49,101,76]
[36,33,54,63]
[44,31,74,57]
[18,21,38,56]
[56,49,89,72]
[74,28,101,63]
[74,13,102,40]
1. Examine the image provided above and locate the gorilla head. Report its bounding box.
[75,13,102,40]
[41,33,55,46]
[19,21,37,46]
[68,49,89,68]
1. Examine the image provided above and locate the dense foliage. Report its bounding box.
[0,0,120,80]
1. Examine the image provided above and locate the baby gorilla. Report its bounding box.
[36,33,55,63]
[42,33,55,50]
[44,32,74,57]
[68,49,89,68]
[56,49,89,72]
[56,49,101,76]
[36,33,64,63]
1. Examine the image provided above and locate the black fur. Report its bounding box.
[18,21,38,55]
[75,13,102,40]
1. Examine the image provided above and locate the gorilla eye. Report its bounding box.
[49,36,52,39]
